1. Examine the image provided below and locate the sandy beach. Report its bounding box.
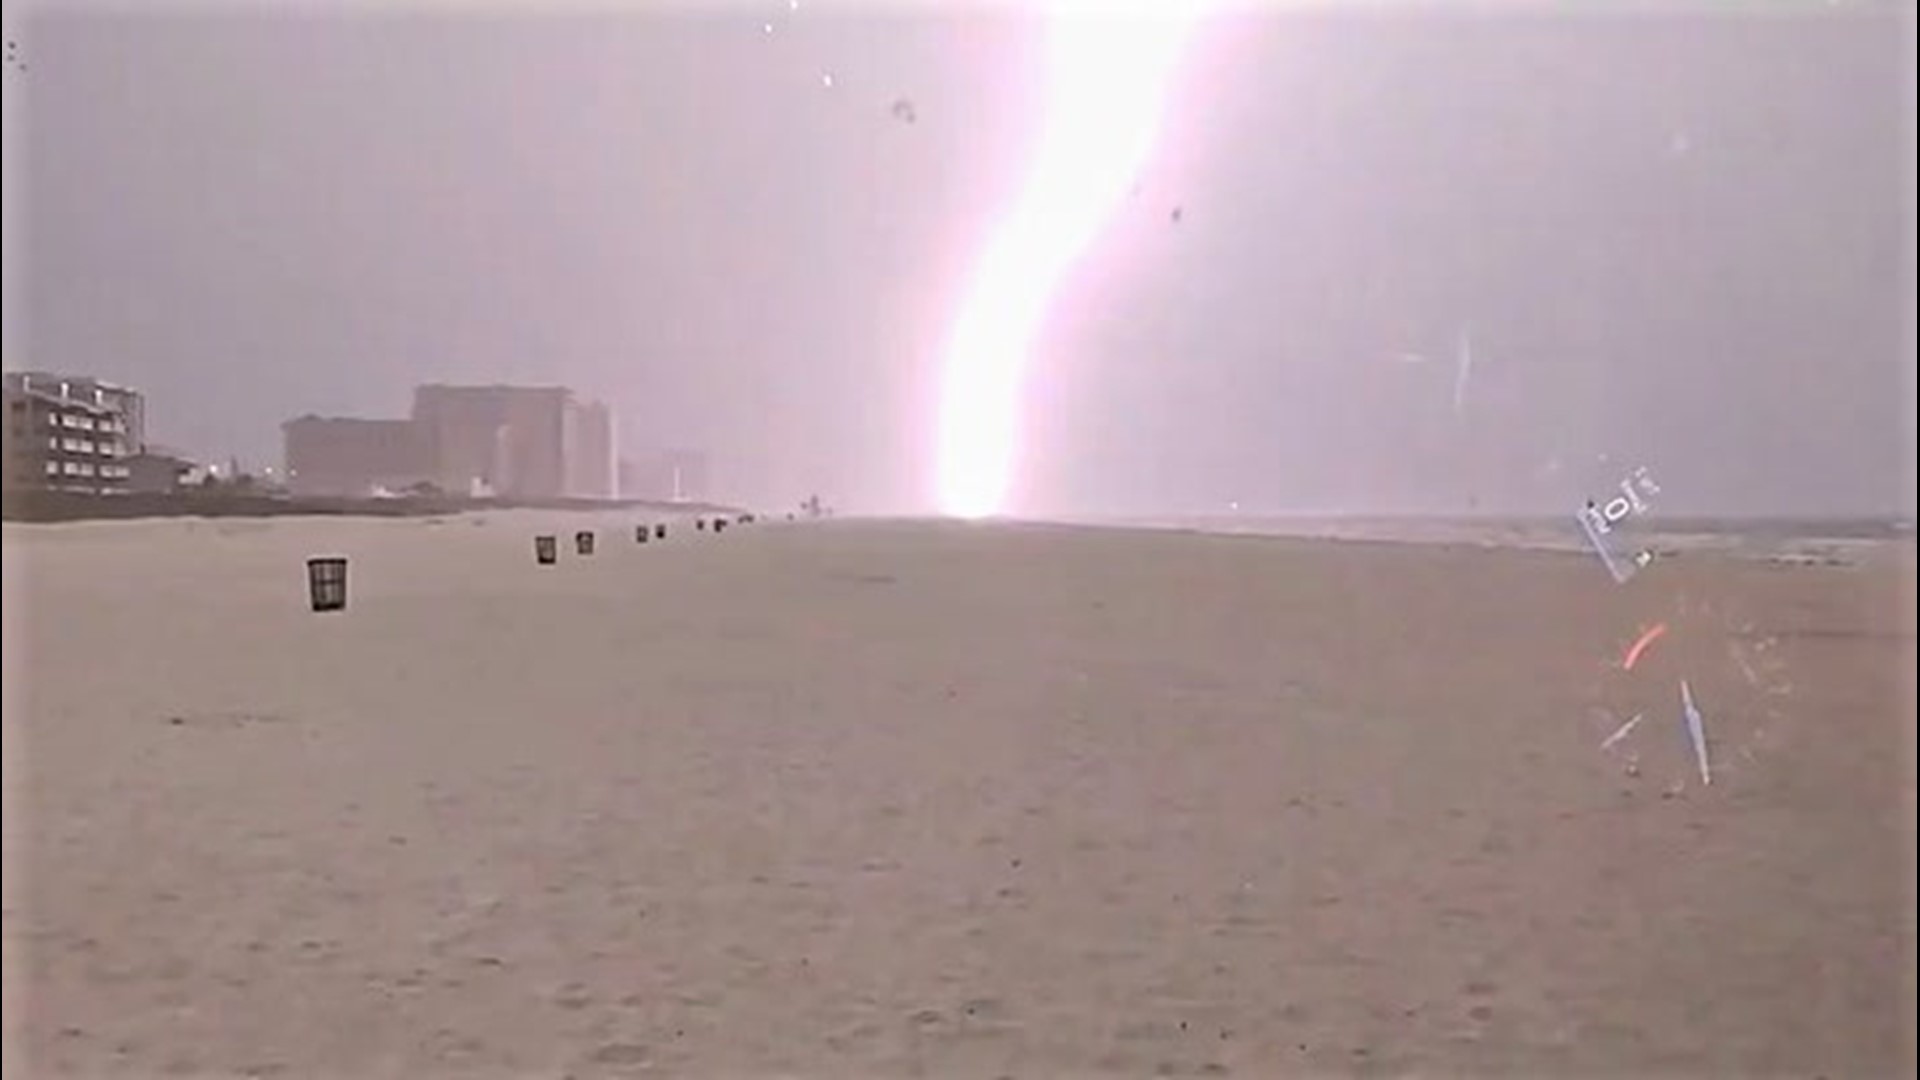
[4,512,1915,1078]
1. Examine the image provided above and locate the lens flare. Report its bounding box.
[936,4,1198,519]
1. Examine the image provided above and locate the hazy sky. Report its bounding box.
[4,2,1914,516]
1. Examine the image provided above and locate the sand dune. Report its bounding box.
[4,513,1914,1077]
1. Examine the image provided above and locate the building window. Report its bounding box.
[77,463,96,477]
[47,436,59,450]
[44,461,58,475]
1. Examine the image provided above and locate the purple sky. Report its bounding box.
[4,2,1914,516]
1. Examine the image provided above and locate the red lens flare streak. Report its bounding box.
[1622,621,1668,671]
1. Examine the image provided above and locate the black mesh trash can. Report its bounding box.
[535,535,558,565]
[636,525,650,544]
[307,557,349,613]
[575,530,596,555]
[696,518,707,531]
[713,519,728,534]
[655,524,667,540]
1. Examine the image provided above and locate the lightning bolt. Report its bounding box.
[935,5,1200,518]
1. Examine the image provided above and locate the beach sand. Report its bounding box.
[3,513,1915,1077]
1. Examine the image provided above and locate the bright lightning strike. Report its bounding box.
[935,4,1199,519]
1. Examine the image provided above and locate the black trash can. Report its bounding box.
[655,524,667,540]
[307,556,349,613]
[713,519,728,534]
[636,525,650,544]
[576,530,596,556]
[535,535,558,564]
[696,518,707,531]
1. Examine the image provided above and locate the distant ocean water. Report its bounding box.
[1052,514,1915,566]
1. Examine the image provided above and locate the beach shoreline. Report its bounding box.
[0,490,748,525]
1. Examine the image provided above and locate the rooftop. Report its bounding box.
[5,371,140,396]
[4,386,120,415]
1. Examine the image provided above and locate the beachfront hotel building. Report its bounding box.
[280,383,622,501]
[412,384,572,499]
[1,371,140,495]
[282,415,435,497]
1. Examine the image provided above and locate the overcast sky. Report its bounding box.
[3,1,1914,516]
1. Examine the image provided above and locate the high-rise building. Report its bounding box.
[412,384,570,500]
[565,398,617,499]
[2,372,138,495]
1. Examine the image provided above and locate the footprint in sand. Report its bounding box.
[960,997,1006,1023]
[1462,979,1500,1027]
[588,1042,650,1066]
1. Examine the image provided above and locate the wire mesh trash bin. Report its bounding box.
[655,524,667,540]
[713,519,728,534]
[696,518,707,531]
[576,530,596,555]
[307,557,349,612]
[636,525,650,544]
[535,535,558,565]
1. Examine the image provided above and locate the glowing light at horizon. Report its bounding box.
[936,4,1199,519]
